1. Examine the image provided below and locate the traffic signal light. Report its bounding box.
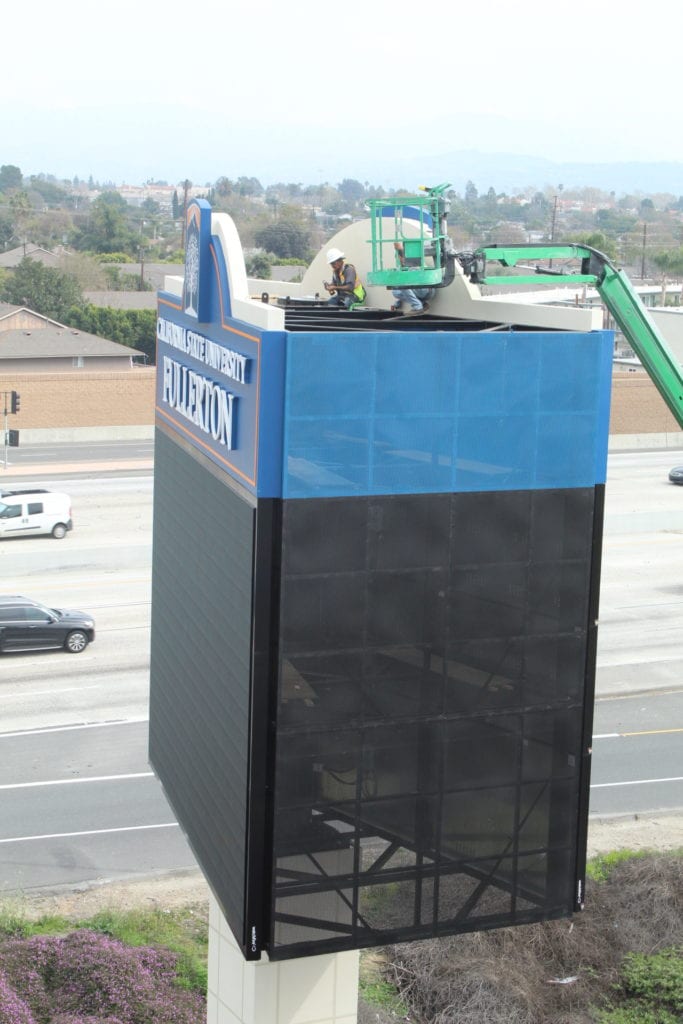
[10,391,20,414]
[7,429,19,447]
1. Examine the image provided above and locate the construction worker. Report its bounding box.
[390,241,434,314]
[323,248,366,309]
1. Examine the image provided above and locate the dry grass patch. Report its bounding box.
[376,853,682,1024]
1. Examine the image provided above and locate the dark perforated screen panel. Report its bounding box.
[268,488,599,958]
[149,427,256,946]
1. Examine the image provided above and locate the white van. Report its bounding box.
[0,489,73,539]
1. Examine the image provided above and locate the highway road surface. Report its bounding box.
[0,445,681,895]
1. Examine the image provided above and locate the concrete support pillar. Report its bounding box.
[207,894,359,1024]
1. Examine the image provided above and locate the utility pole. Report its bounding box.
[549,186,563,268]
[550,195,559,242]
[2,390,21,467]
[181,179,192,250]
[2,391,7,470]
[641,223,647,280]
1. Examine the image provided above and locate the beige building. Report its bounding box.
[0,304,155,442]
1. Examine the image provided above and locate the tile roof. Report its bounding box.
[0,325,142,359]
[0,244,67,269]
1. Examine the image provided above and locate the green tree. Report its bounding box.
[236,176,263,197]
[0,257,83,319]
[126,309,157,362]
[566,231,618,261]
[253,219,311,260]
[264,190,281,217]
[484,186,498,210]
[595,208,638,237]
[58,252,108,290]
[27,175,70,207]
[246,253,272,278]
[485,222,527,245]
[0,207,14,249]
[96,252,135,263]
[529,192,550,218]
[64,305,156,363]
[0,164,23,193]
[8,190,32,242]
[214,177,234,198]
[73,191,137,254]
[465,180,479,205]
[652,247,683,278]
[23,209,74,250]
[337,178,365,204]
[141,197,161,216]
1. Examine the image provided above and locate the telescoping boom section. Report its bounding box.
[464,244,683,430]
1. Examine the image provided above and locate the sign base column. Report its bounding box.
[207,895,360,1024]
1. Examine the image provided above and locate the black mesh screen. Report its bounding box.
[269,488,597,958]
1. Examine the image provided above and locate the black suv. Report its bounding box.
[0,596,95,654]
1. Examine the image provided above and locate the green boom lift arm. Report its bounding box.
[462,243,683,430]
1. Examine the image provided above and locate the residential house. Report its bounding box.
[0,304,154,442]
[0,244,71,270]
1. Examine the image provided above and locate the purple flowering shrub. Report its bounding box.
[0,930,205,1024]
[0,970,35,1024]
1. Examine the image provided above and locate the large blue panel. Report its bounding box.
[456,334,541,416]
[373,415,454,493]
[286,334,377,417]
[454,413,537,490]
[282,329,612,498]
[374,333,461,416]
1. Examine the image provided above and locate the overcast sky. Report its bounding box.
[5,0,681,190]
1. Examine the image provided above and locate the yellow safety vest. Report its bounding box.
[344,264,366,303]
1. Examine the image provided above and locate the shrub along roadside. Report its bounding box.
[0,906,208,1024]
[0,930,206,1024]
[0,905,207,992]
[595,947,683,1024]
[363,850,682,1024]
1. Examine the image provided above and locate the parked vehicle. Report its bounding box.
[0,490,72,539]
[0,596,95,653]
[668,466,683,485]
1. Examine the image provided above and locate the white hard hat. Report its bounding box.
[326,247,345,263]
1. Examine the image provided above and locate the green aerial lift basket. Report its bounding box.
[366,183,451,288]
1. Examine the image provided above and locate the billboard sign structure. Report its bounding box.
[150,200,613,961]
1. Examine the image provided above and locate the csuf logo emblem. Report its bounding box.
[251,926,258,953]
[184,232,200,316]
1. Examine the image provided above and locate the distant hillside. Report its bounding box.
[367,149,683,196]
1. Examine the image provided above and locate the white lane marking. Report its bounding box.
[593,728,683,738]
[0,719,148,739]
[0,823,178,844]
[596,689,682,703]
[0,686,104,700]
[591,776,683,788]
[0,772,154,791]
